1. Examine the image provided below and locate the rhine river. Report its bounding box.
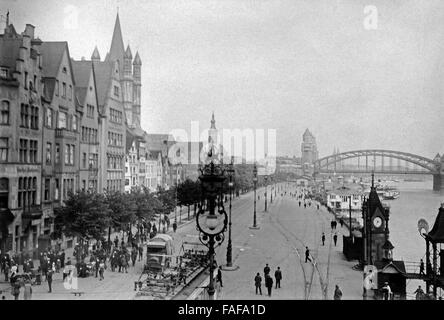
[379,176,444,297]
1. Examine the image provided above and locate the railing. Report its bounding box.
[55,128,76,139]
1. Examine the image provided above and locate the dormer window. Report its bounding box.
[0,67,8,79]
[62,67,67,73]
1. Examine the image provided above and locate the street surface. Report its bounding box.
[0,184,363,300]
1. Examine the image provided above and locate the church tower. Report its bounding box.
[122,45,133,127]
[133,52,142,128]
[105,13,141,128]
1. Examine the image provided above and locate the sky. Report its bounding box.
[1,0,444,159]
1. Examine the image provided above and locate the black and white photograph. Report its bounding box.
[0,0,444,311]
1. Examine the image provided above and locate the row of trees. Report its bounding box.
[51,164,281,244]
[52,186,176,244]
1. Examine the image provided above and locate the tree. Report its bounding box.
[52,191,112,243]
[105,190,136,245]
[177,179,200,219]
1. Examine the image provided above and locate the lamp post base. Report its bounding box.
[221,264,240,271]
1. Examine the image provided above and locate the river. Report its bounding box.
[380,176,444,297]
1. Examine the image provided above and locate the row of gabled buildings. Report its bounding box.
[0,14,186,257]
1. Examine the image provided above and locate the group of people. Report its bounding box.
[321,232,339,246]
[254,264,283,297]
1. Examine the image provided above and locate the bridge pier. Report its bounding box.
[433,174,444,191]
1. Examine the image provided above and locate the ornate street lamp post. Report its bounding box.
[250,163,259,229]
[270,176,273,204]
[225,156,235,268]
[264,175,268,212]
[197,156,228,300]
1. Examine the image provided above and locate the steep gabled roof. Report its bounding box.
[91,60,115,108]
[40,42,75,82]
[91,46,101,61]
[0,36,21,70]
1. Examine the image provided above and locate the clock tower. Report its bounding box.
[364,174,391,264]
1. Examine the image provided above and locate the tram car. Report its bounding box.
[145,234,174,273]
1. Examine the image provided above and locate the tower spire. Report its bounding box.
[107,12,125,72]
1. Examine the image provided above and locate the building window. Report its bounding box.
[70,145,74,165]
[46,108,53,128]
[72,115,78,132]
[29,140,38,163]
[87,104,94,118]
[44,178,50,201]
[0,138,7,162]
[19,139,28,163]
[55,143,60,164]
[0,67,8,79]
[82,152,87,168]
[0,100,9,125]
[58,111,67,129]
[62,82,66,98]
[113,85,119,97]
[65,144,74,165]
[18,176,37,208]
[54,179,60,200]
[0,178,8,208]
[30,106,39,130]
[20,104,29,128]
[55,80,59,96]
[46,142,52,164]
[69,85,72,101]
[24,72,28,89]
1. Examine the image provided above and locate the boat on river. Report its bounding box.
[382,191,400,200]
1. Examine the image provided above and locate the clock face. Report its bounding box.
[373,216,383,228]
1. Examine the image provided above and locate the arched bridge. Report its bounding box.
[312,149,444,190]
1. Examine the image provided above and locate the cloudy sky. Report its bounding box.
[2,0,444,158]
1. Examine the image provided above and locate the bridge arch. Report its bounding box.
[313,149,440,174]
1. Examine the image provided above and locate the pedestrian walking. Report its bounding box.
[330,220,334,230]
[11,281,20,300]
[334,284,342,300]
[99,260,105,281]
[304,203,306,208]
[381,282,392,300]
[263,263,270,276]
[47,269,53,293]
[340,219,344,228]
[254,273,262,295]
[131,249,137,267]
[305,247,311,263]
[274,267,282,289]
[419,259,425,275]
[23,279,32,300]
[333,233,338,246]
[414,285,425,300]
[173,221,177,233]
[299,201,301,207]
[321,233,326,246]
[265,274,273,297]
[216,266,223,287]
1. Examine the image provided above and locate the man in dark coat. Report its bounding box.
[265,274,273,297]
[47,269,54,293]
[274,267,282,289]
[216,266,223,287]
[254,273,262,295]
[321,233,326,246]
[334,285,342,300]
[263,263,270,276]
[333,233,338,246]
[305,247,311,263]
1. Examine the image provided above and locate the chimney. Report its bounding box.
[24,24,35,39]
